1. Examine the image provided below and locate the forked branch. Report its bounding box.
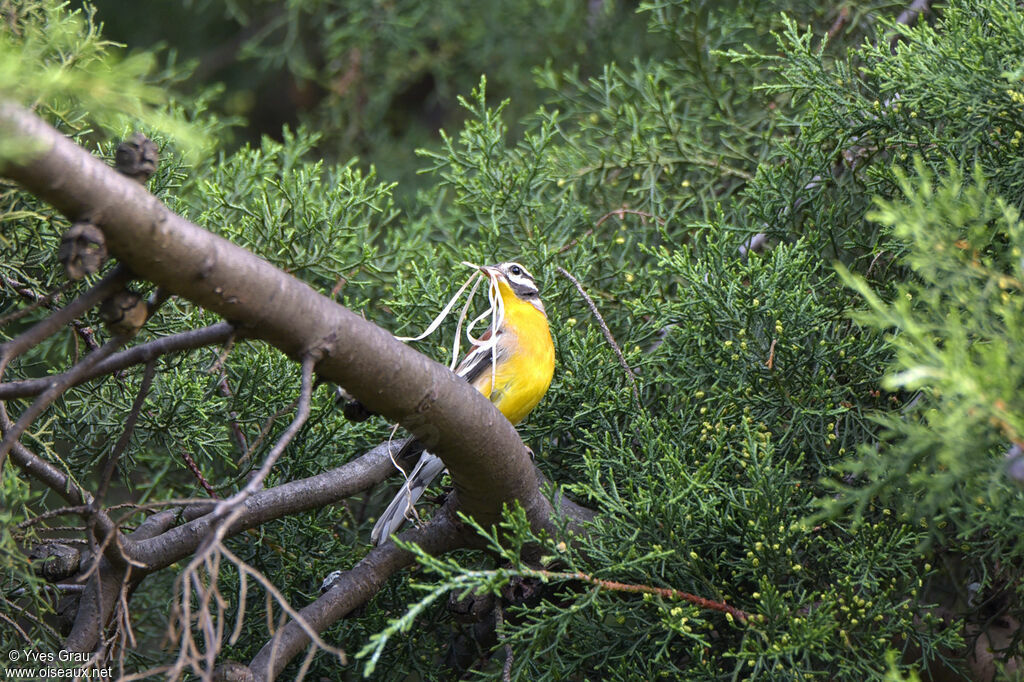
[0,100,591,678]
[0,99,550,544]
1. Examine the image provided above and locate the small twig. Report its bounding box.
[0,335,128,469]
[544,569,752,622]
[0,276,69,327]
[555,228,594,255]
[206,332,237,377]
[890,0,931,51]
[0,322,238,400]
[204,333,251,457]
[147,287,170,317]
[229,567,249,646]
[180,448,218,498]
[330,274,347,299]
[0,265,130,379]
[223,546,347,662]
[32,524,90,534]
[894,0,931,28]
[865,250,891,279]
[115,581,137,674]
[188,353,317,549]
[557,208,666,254]
[94,359,157,508]
[16,504,93,529]
[295,642,319,681]
[496,600,513,682]
[238,396,299,469]
[556,267,641,409]
[3,436,91,508]
[108,497,218,523]
[0,605,33,644]
[766,339,777,370]
[72,319,101,353]
[826,6,850,42]
[217,377,249,456]
[234,354,315,499]
[6,583,87,596]
[594,207,665,229]
[78,511,145,581]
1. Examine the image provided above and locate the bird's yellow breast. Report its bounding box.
[470,279,555,425]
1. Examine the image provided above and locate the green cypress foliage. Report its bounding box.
[1,0,1023,679]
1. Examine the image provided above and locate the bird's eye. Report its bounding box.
[509,265,523,276]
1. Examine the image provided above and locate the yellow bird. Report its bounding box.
[371,261,555,545]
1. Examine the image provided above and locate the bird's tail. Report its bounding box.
[370,452,447,545]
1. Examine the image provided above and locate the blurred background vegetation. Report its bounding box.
[2,0,1024,679]
[85,0,666,202]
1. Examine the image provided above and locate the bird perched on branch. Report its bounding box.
[370,261,555,545]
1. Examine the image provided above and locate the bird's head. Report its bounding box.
[480,261,545,314]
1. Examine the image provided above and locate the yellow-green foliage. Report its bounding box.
[2,1,1023,679]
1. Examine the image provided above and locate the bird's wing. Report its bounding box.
[371,328,511,546]
[453,328,508,391]
[391,435,425,468]
[370,452,447,545]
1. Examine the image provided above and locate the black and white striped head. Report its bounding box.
[480,262,545,314]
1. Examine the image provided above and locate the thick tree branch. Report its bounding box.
[234,468,590,680]
[248,501,468,681]
[0,100,552,538]
[123,444,591,577]
[6,439,91,507]
[127,442,397,570]
[64,510,177,652]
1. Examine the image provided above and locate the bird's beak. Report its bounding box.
[479,265,500,280]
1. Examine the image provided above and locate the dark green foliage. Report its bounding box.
[3,0,1024,680]
[86,0,661,201]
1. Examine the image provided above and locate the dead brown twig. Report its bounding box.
[0,275,69,327]
[594,207,665,229]
[496,600,513,682]
[555,228,594,255]
[544,569,752,622]
[557,208,666,255]
[826,7,851,42]
[556,266,642,409]
[164,355,325,679]
[894,0,931,30]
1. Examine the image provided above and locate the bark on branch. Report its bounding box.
[0,102,597,673]
[0,99,553,540]
[0,322,238,399]
[131,442,409,568]
[248,501,467,681]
